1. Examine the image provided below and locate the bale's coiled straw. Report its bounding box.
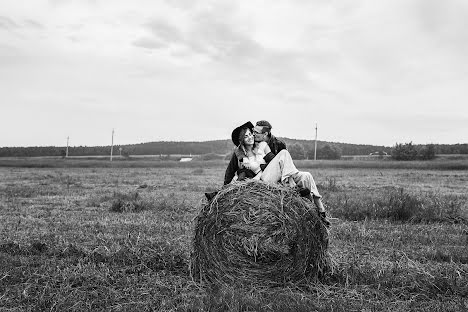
[190,180,330,286]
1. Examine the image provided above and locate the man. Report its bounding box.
[224,120,330,225]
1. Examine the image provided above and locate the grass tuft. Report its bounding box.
[386,188,424,221]
[108,191,191,213]
[191,168,204,175]
[317,177,340,192]
[110,191,148,212]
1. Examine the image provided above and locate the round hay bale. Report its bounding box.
[190,180,330,286]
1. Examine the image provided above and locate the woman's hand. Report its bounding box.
[245,161,261,174]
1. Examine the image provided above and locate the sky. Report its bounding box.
[1,0,467,147]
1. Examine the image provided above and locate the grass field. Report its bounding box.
[0,160,467,311]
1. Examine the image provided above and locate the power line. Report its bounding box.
[110,129,114,161]
[314,123,318,161]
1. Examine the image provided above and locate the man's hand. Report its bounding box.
[263,152,275,163]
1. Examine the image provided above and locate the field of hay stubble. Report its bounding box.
[0,160,467,311]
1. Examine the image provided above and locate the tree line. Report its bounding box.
[0,139,466,159]
[286,141,468,160]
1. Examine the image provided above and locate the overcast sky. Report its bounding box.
[1,0,467,147]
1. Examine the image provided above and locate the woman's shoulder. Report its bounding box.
[253,141,268,156]
[257,141,270,153]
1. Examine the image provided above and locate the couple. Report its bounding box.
[223,120,330,225]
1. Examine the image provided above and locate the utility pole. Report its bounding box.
[110,129,114,161]
[66,136,69,158]
[314,123,318,161]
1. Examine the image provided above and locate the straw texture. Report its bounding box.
[190,180,330,286]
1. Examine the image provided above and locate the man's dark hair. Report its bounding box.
[256,120,272,135]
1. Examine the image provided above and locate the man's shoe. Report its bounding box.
[297,187,311,197]
[320,211,331,227]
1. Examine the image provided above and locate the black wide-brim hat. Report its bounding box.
[231,121,254,146]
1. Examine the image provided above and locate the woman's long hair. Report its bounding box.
[238,127,257,155]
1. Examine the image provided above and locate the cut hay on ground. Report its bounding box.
[190,180,330,286]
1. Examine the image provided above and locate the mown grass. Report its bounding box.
[1,157,468,170]
[294,159,468,170]
[0,158,226,169]
[0,165,467,311]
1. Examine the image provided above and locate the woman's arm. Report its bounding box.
[224,153,239,185]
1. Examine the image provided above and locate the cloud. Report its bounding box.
[24,19,45,29]
[188,13,263,64]
[143,18,183,46]
[138,2,263,63]
[0,16,19,29]
[137,12,322,91]
[48,0,97,7]
[137,15,267,76]
[0,16,44,31]
[162,0,200,11]
[132,37,166,49]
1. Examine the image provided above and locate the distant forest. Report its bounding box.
[1,139,467,158]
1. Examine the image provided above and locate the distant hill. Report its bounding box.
[0,140,466,157]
